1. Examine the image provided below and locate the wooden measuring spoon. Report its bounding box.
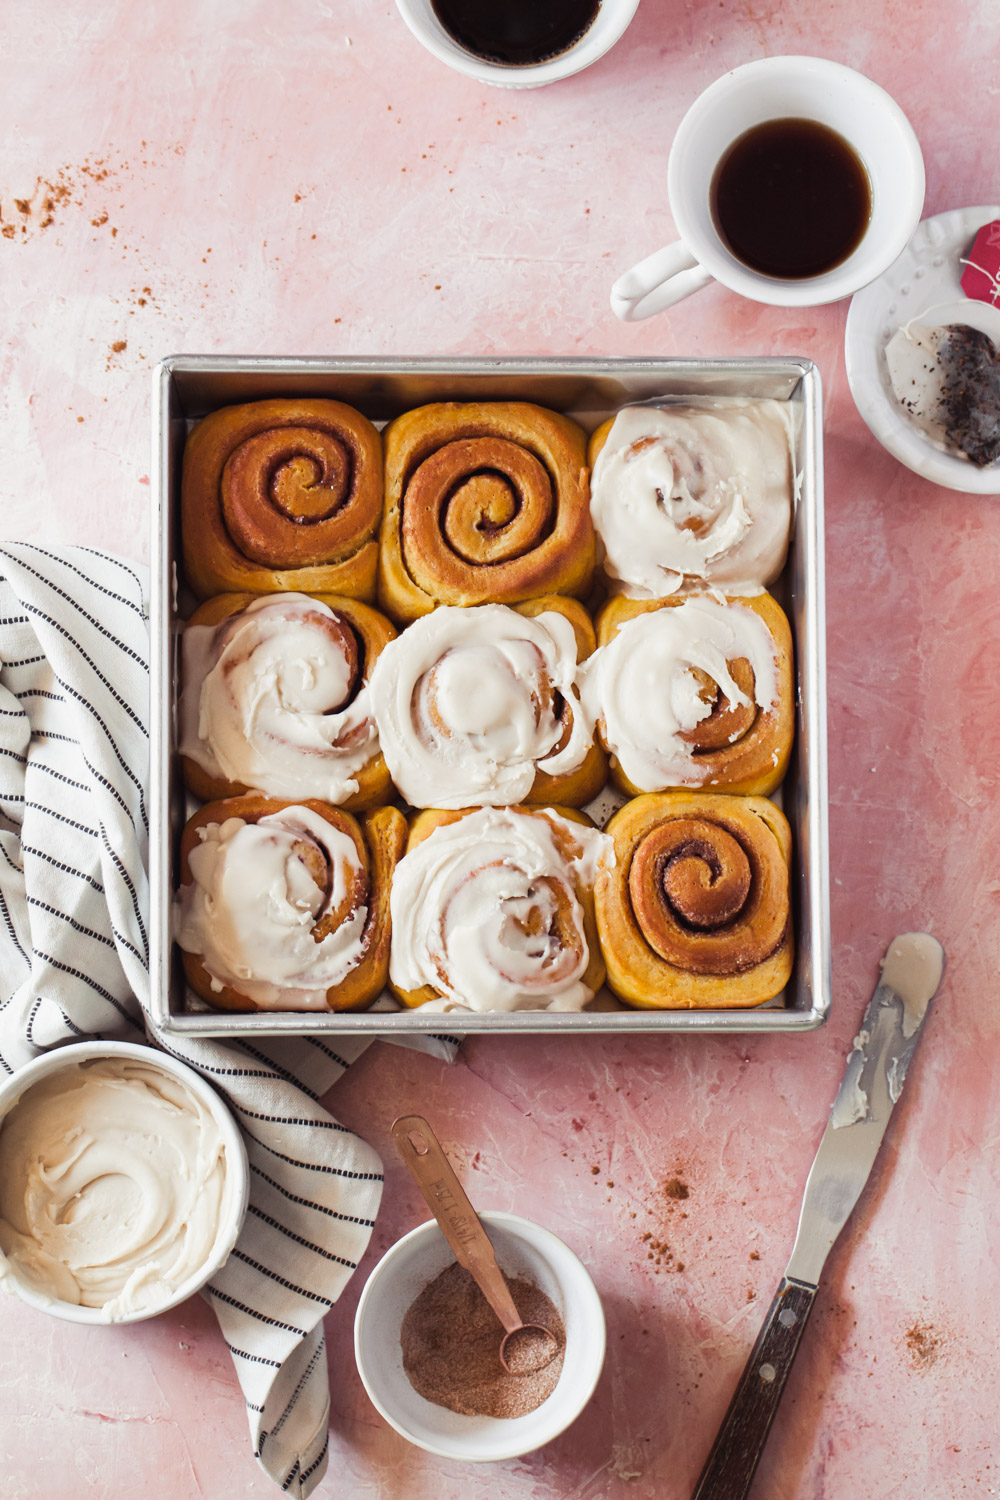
[391,1113,560,1376]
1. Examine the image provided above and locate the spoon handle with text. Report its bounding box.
[392,1113,523,1335]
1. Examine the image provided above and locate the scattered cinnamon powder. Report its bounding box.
[634,1170,696,1272]
[639,1229,685,1274]
[905,1320,942,1370]
[401,1261,565,1419]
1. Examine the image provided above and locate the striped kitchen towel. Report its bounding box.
[0,543,456,1498]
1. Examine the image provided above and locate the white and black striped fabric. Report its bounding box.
[0,544,455,1497]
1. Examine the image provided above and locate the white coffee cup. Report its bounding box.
[611,55,925,320]
[394,0,640,90]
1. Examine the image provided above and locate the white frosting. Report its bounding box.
[174,804,368,1009]
[389,808,612,1013]
[180,594,378,804]
[830,935,944,1130]
[581,598,779,790]
[589,401,794,597]
[0,1058,227,1320]
[880,932,945,1039]
[368,604,592,809]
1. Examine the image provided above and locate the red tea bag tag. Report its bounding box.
[961,219,1000,306]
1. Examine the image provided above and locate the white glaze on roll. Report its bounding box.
[0,1058,226,1320]
[581,598,779,790]
[368,605,592,808]
[590,401,794,597]
[174,804,368,1008]
[389,808,612,1013]
[180,594,377,803]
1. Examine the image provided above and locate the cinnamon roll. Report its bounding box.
[595,793,793,1009]
[378,401,595,623]
[179,592,395,809]
[182,399,383,601]
[583,593,793,796]
[588,400,793,598]
[389,806,612,1013]
[368,597,606,809]
[175,797,405,1012]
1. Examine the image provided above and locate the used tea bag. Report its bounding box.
[885,300,1000,468]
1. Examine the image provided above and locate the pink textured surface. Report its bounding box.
[1,1,998,1496]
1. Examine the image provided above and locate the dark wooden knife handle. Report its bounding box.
[691,1275,817,1500]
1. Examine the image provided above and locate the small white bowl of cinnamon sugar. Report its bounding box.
[354,1211,606,1461]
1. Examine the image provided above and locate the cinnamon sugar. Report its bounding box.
[401,1261,565,1419]
[904,1319,943,1370]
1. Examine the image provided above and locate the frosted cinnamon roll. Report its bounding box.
[583,593,793,796]
[378,401,595,623]
[181,398,383,602]
[368,598,605,809]
[595,793,793,1009]
[588,400,794,597]
[179,593,394,809]
[175,797,405,1011]
[389,806,612,1013]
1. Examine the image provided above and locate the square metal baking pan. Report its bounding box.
[149,356,829,1037]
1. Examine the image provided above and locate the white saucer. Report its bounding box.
[845,204,1000,493]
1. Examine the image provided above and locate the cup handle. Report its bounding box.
[610,241,714,321]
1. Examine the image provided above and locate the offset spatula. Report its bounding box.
[692,932,945,1500]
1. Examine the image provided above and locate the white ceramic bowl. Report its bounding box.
[354,1211,606,1460]
[845,204,1000,493]
[0,1040,249,1324]
[394,0,640,90]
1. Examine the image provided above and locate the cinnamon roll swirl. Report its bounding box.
[583,593,793,796]
[368,597,606,809]
[179,592,395,809]
[595,793,793,1009]
[389,806,612,1013]
[378,401,595,623]
[175,797,405,1012]
[588,401,793,598]
[182,399,383,601]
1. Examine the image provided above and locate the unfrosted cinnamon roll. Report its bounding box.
[389,805,612,1013]
[368,597,605,809]
[182,399,383,601]
[378,402,595,623]
[595,793,793,1009]
[175,797,405,1012]
[179,592,395,809]
[583,593,793,796]
[588,401,793,598]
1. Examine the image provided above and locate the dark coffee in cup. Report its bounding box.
[711,118,872,280]
[431,0,601,66]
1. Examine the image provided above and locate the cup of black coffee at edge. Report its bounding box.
[430,0,602,67]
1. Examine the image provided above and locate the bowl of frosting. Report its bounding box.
[0,1040,248,1323]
